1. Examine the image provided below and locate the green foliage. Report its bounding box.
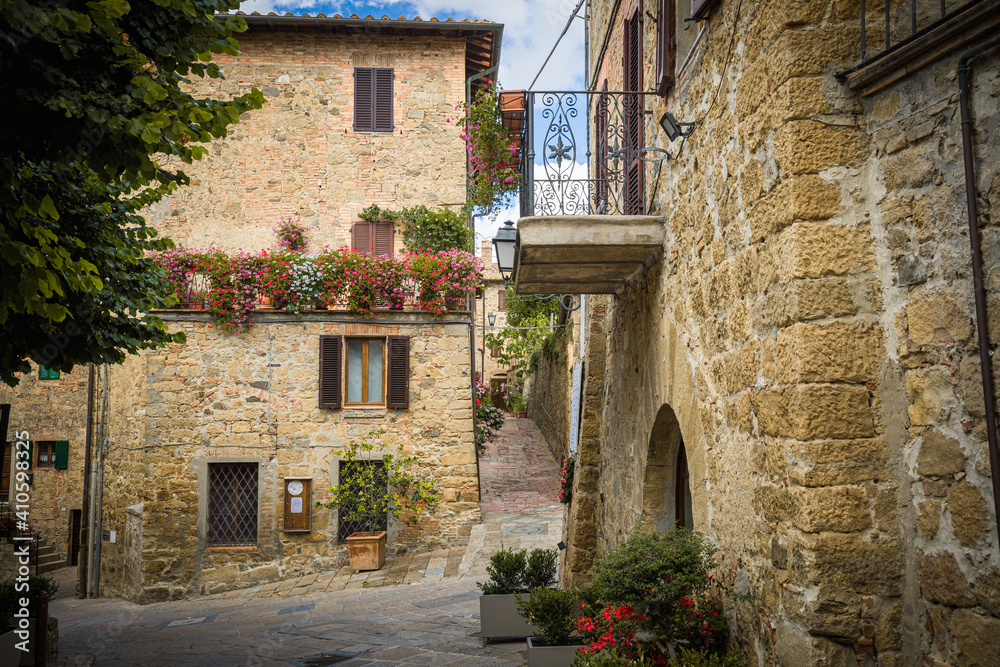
[524,548,559,590]
[484,286,561,390]
[320,428,438,536]
[1,0,263,384]
[399,205,473,253]
[0,164,187,385]
[479,545,528,595]
[573,645,661,666]
[590,528,719,638]
[478,546,558,595]
[666,648,743,667]
[516,587,579,646]
[475,380,505,449]
[359,204,399,222]
[0,574,58,628]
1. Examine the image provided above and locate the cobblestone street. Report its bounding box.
[51,418,564,666]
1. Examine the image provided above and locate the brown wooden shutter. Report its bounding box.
[374,221,394,256]
[498,290,506,311]
[655,0,676,97]
[623,10,645,215]
[386,335,409,410]
[691,0,720,20]
[319,335,343,409]
[593,80,609,213]
[352,221,372,253]
[374,68,394,132]
[354,67,374,131]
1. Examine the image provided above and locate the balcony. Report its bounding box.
[509,90,665,294]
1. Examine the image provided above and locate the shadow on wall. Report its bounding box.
[641,404,693,533]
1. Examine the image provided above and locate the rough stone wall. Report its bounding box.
[98,313,478,601]
[529,330,573,462]
[145,27,468,252]
[474,241,511,382]
[0,366,89,563]
[573,1,1000,665]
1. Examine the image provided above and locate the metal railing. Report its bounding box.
[518,91,656,218]
[850,0,981,69]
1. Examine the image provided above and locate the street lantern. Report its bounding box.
[488,312,496,327]
[491,220,517,284]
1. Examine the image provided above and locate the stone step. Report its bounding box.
[37,558,67,574]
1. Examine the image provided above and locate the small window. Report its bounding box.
[354,67,394,132]
[346,338,385,405]
[351,221,394,255]
[497,290,507,311]
[207,462,259,547]
[38,366,60,380]
[36,441,56,468]
[337,460,388,543]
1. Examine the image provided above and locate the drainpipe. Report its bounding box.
[958,34,1000,548]
[78,365,95,598]
[91,364,109,597]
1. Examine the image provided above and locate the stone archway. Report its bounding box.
[640,403,692,533]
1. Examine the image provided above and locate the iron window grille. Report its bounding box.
[208,462,259,547]
[337,460,388,544]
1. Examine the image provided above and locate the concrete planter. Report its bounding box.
[526,636,585,667]
[0,619,34,666]
[479,594,537,638]
[345,531,386,571]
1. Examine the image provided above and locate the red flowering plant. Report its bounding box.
[454,81,520,211]
[475,380,505,449]
[576,601,666,664]
[559,456,575,504]
[407,249,483,314]
[260,249,295,308]
[671,590,727,653]
[198,249,266,331]
[149,246,204,304]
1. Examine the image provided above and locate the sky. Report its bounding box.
[236,0,588,245]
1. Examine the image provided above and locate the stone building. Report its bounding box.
[474,240,512,389]
[515,1,1000,664]
[1,12,503,602]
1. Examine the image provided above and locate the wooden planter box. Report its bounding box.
[346,530,386,571]
[526,637,585,667]
[479,594,537,638]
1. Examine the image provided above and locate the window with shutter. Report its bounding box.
[498,290,506,311]
[319,335,343,409]
[373,221,394,256]
[36,441,56,468]
[38,366,60,380]
[593,81,610,213]
[354,67,393,133]
[352,221,372,253]
[623,10,645,215]
[655,0,676,97]
[54,440,69,470]
[374,68,394,132]
[386,335,409,410]
[346,338,384,405]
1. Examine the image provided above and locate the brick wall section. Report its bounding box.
[97,314,478,601]
[146,27,468,252]
[0,367,89,566]
[568,1,1000,665]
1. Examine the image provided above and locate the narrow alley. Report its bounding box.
[49,418,563,667]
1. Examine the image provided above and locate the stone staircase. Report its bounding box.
[36,538,67,574]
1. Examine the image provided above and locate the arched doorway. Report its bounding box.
[641,404,693,532]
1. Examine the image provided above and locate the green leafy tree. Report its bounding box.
[1,0,264,385]
[321,428,438,536]
[484,286,561,390]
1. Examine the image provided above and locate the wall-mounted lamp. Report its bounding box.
[659,111,695,142]
[491,220,517,284]
[488,312,496,327]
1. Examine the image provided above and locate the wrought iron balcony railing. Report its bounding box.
[515,90,658,218]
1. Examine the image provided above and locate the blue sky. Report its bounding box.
[237,1,588,240]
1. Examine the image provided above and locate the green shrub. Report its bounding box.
[516,587,578,646]
[478,546,559,595]
[524,548,558,590]
[399,205,472,253]
[0,574,59,628]
[573,645,660,666]
[667,648,743,666]
[590,528,718,637]
[479,546,528,595]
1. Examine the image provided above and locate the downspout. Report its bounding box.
[92,364,109,597]
[958,34,1000,549]
[85,367,100,597]
[78,365,94,598]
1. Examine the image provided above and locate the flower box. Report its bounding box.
[345,531,386,571]
[479,594,538,639]
[525,637,584,667]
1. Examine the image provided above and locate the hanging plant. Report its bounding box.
[275,217,309,252]
[454,81,520,212]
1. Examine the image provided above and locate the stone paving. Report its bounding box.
[50,418,565,666]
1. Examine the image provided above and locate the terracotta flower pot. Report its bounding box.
[346,530,386,571]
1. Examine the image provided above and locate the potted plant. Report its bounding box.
[516,587,583,666]
[478,546,557,639]
[320,428,437,572]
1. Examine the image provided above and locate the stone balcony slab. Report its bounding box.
[513,215,666,294]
